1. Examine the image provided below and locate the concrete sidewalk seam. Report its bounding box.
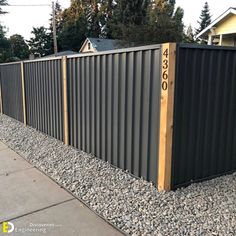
[0,198,75,224]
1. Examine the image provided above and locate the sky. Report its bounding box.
[0,0,235,40]
[176,0,236,30]
[0,0,70,39]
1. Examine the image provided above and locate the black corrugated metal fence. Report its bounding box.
[0,63,24,122]
[0,45,162,185]
[172,44,236,188]
[24,59,64,141]
[67,47,161,182]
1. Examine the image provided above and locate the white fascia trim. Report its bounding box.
[196,8,236,39]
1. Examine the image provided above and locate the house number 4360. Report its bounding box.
[162,48,169,91]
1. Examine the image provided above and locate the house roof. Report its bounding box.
[43,51,78,58]
[196,7,236,38]
[79,38,121,52]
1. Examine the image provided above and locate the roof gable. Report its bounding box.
[79,38,91,53]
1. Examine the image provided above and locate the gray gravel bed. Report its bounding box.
[0,114,235,236]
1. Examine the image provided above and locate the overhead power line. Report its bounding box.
[3,4,51,7]
[2,2,58,54]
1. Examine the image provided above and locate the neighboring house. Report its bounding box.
[79,38,122,53]
[197,7,236,46]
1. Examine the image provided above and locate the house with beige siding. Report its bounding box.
[197,8,236,46]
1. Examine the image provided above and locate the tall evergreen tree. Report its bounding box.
[82,0,101,37]
[195,2,211,41]
[172,6,184,41]
[184,24,195,43]
[108,0,184,45]
[9,34,29,59]
[58,0,88,51]
[0,24,11,62]
[48,0,185,50]
[110,0,150,44]
[80,0,115,38]
[28,27,51,57]
[99,0,114,37]
[116,0,149,25]
[146,0,184,44]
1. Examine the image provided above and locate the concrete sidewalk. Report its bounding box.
[0,142,123,236]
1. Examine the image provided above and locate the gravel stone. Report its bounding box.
[0,114,235,235]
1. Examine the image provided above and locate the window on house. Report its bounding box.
[88,42,91,50]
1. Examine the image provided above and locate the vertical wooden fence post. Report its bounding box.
[158,43,176,191]
[0,81,3,114]
[21,62,27,126]
[62,56,69,145]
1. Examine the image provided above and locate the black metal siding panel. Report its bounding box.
[24,59,64,141]
[0,63,23,122]
[172,44,236,188]
[67,47,161,184]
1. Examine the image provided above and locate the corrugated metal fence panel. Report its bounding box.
[24,59,64,141]
[67,46,161,184]
[172,44,236,188]
[0,63,23,122]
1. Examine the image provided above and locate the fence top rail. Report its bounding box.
[67,44,161,59]
[0,61,21,66]
[0,56,62,66]
[23,56,63,63]
[0,44,162,66]
[178,43,236,51]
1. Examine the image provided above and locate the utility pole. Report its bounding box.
[52,1,58,55]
